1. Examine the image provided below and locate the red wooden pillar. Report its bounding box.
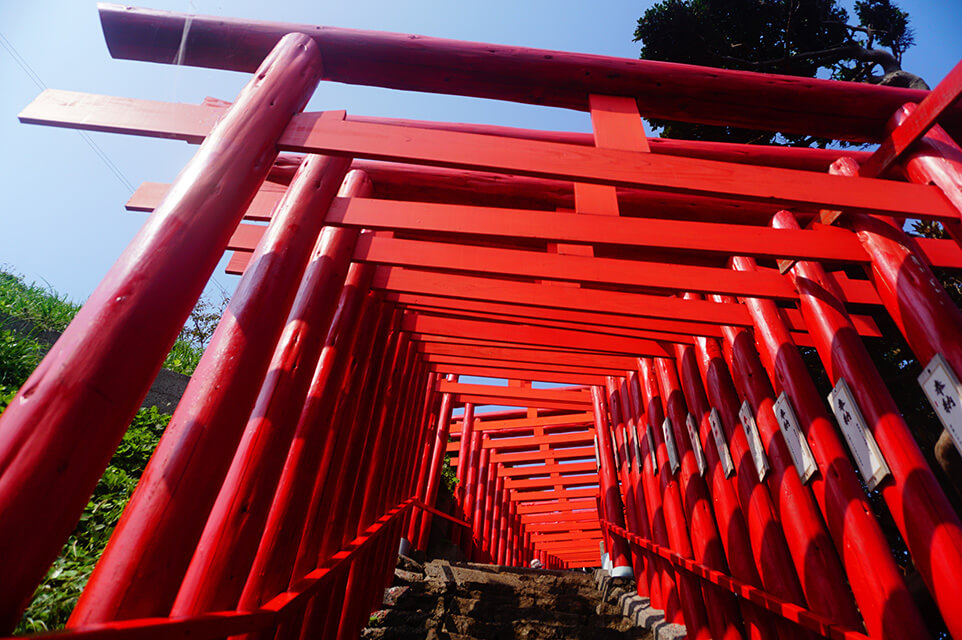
[690,332,811,640]
[303,328,411,640]
[471,437,491,562]
[79,158,361,624]
[173,174,373,617]
[674,344,781,640]
[497,482,510,566]
[710,293,865,632]
[730,255,925,640]
[482,460,499,563]
[638,359,711,639]
[774,209,962,639]
[415,375,457,550]
[604,377,647,583]
[0,33,323,632]
[625,371,675,617]
[653,358,745,640]
[238,290,386,613]
[280,302,392,603]
[403,373,441,553]
[589,386,633,578]
[459,428,482,557]
[889,105,962,238]
[614,375,654,598]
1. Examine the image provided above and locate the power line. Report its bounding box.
[0,30,136,194]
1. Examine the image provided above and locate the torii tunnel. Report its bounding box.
[4,4,962,640]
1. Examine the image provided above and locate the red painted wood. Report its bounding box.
[375,268,755,326]
[632,360,682,622]
[453,413,593,434]
[493,447,596,465]
[653,358,745,640]
[355,234,798,299]
[325,196,870,263]
[419,342,644,371]
[0,35,326,632]
[505,474,600,490]
[432,363,605,386]
[481,431,594,452]
[690,330,811,640]
[97,3,962,141]
[415,374,457,551]
[860,60,962,177]
[774,209,962,639]
[515,498,596,515]
[603,521,872,640]
[24,90,956,220]
[674,344,781,640]
[732,256,924,640]
[500,462,597,478]
[639,359,712,635]
[404,304,697,345]
[391,291,727,338]
[171,171,369,617]
[405,312,672,358]
[711,295,864,633]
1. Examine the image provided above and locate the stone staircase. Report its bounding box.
[362,556,653,639]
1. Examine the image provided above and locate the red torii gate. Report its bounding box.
[1,3,962,639]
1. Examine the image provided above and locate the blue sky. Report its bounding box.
[1,0,960,306]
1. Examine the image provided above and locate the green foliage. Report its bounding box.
[0,330,43,387]
[0,267,225,377]
[0,269,81,332]
[11,407,171,634]
[441,455,459,494]
[633,0,918,144]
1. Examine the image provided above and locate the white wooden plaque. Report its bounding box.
[632,423,643,473]
[686,413,707,476]
[646,426,658,475]
[828,378,890,490]
[772,392,817,483]
[610,427,621,468]
[662,417,680,473]
[709,408,735,477]
[738,400,770,482]
[918,353,962,458]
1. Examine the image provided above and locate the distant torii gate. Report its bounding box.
[2,3,962,639]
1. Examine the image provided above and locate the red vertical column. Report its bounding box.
[589,386,633,578]
[471,436,491,561]
[403,373,440,553]
[774,209,962,638]
[459,428,482,557]
[452,402,476,549]
[494,477,507,565]
[653,357,745,640]
[711,293,865,632]
[731,255,925,640]
[674,344,780,640]
[624,371,673,617]
[482,460,499,563]
[604,378,645,582]
[238,291,387,613]
[0,33,325,632]
[415,374,457,550]
[615,375,655,599]
[638,358,711,640]
[173,177,372,616]
[691,332,810,640]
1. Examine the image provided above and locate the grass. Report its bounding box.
[0,268,212,376]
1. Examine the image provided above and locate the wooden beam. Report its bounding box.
[452,413,593,435]
[355,234,798,299]
[98,4,962,142]
[404,312,673,358]
[21,90,958,220]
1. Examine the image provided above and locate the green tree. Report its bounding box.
[634,0,923,144]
